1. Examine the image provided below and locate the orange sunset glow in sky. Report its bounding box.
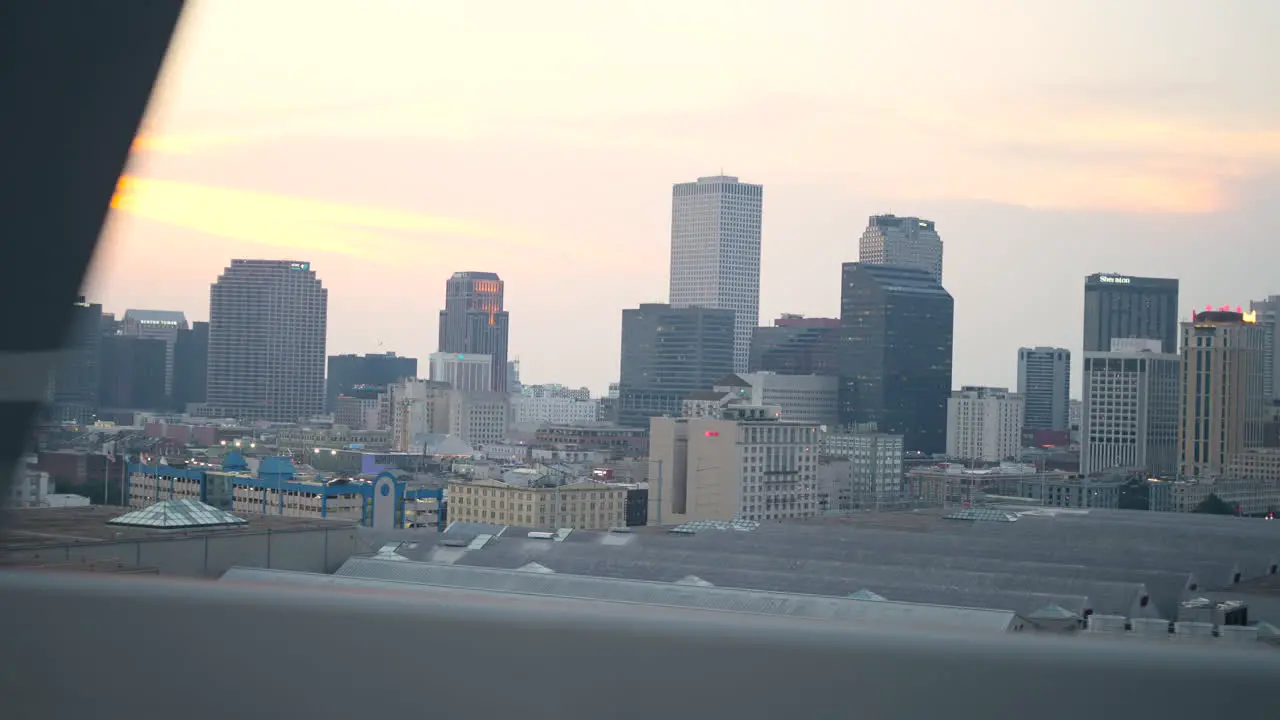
[92,0,1280,393]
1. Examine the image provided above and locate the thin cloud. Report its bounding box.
[131,133,252,155]
[109,176,531,259]
[525,93,1276,214]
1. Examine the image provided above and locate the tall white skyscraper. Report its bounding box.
[858,214,943,283]
[201,260,327,423]
[1017,347,1071,432]
[669,175,763,373]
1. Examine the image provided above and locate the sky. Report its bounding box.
[90,0,1280,396]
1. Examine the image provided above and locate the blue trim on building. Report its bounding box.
[125,462,445,529]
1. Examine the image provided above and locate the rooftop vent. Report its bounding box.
[374,543,408,561]
[668,519,759,534]
[1087,615,1127,634]
[1027,604,1080,621]
[674,575,714,587]
[942,507,1019,523]
[1218,625,1259,643]
[1174,621,1215,640]
[1130,618,1171,638]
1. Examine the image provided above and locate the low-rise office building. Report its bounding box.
[446,477,629,530]
[649,405,820,525]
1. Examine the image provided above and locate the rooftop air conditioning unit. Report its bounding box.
[1086,615,1127,633]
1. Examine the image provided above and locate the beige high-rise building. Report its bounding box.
[648,405,820,525]
[1178,308,1267,479]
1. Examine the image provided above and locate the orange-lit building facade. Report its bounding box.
[438,271,510,392]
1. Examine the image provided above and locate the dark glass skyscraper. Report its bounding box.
[1083,273,1179,354]
[173,321,209,411]
[326,352,418,410]
[98,335,167,410]
[837,263,953,455]
[438,271,509,393]
[48,296,103,423]
[617,303,735,428]
[748,315,840,375]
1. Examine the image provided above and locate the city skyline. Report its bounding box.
[87,0,1280,395]
[82,254,1280,400]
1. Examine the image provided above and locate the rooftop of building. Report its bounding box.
[227,555,1022,635]
[121,309,188,325]
[869,214,934,228]
[686,390,731,401]
[842,262,949,295]
[908,462,1075,476]
[0,506,353,551]
[347,506,1280,624]
[536,423,646,433]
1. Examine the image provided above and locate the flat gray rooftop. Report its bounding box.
[228,559,1022,635]
[363,508,1280,621]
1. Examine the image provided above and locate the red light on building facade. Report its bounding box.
[704,431,719,437]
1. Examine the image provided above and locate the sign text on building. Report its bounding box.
[1098,275,1131,284]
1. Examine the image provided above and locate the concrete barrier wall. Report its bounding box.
[0,526,364,577]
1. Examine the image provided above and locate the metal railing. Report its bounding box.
[1,569,1276,719]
